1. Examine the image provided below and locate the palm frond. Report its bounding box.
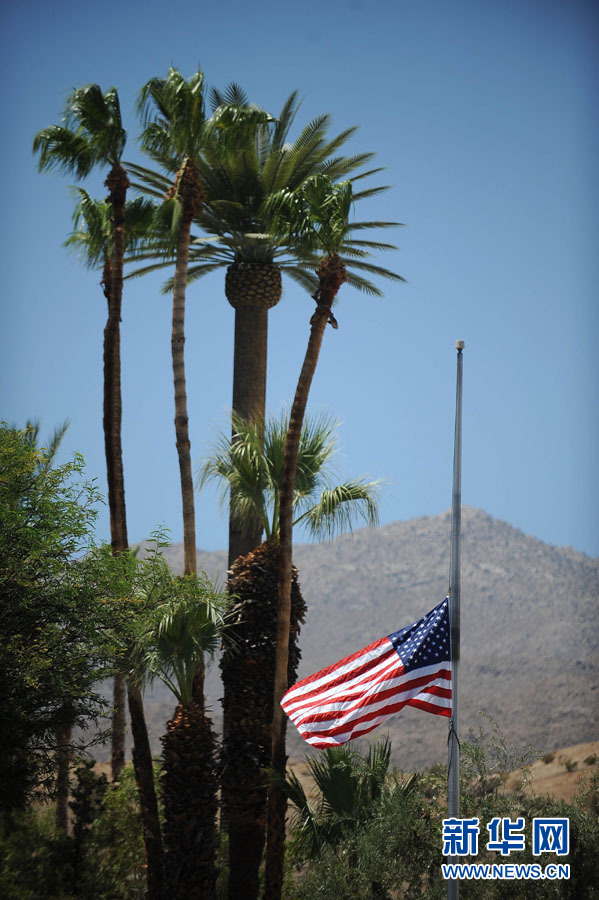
[351,184,392,201]
[198,412,379,542]
[137,66,206,167]
[342,271,382,296]
[348,165,386,183]
[123,258,174,281]
[20,418,71,475]
[65,83,126,165]
[64,187,111,268]
[34,84,126,178]
[158,261,226,294]
[339,256,407,282]
[197,412,271,536]
[347,220,405,231]
[296,478,380,539]
[125,160,173,193]
[282,768,322,857]
[33,126,97,178]
[271,91,300,152]
[209,81,249,112]
[343,238,399,252]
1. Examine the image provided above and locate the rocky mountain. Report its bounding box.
[132,507,598,771]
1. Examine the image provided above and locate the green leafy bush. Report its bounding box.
[0,761,161,900]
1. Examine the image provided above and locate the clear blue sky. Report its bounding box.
[2,0,597,557]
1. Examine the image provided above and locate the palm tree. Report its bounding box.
[67,198,165,899]
[283,739,417,861]
[34,85,131,781]
[136,66,217,581]
[263,175,403,900]
[198,413,379,900]
[34,84,130,556]
[127,84,395,568]
[134,574,229,900]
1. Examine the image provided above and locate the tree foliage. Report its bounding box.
[0,425,119,810]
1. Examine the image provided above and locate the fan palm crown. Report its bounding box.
[134,574,229,706]
[136,67,209,235]
[284,739,418,860]
[198,412,379,543]
[33,84,126,178]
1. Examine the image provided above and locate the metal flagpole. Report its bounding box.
[447,340,464,900]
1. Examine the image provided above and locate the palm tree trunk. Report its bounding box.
[171,161,202,578]
[104,165,131,785]
[264,254,346,900]
[168,162,220,899]
[104,164,130,558]
[228,306,268,569]
[162,701,218,900]
[105,167,166,900]
[128,681,165,900]
[222,542,306,900]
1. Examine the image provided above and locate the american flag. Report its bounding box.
[281,597,452,748]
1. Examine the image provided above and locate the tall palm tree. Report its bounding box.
[136,65,219,581]
[198,413,379,900]
[34,85,132,781]
[134,575,229,900]
[127,84,393,568]
[34,84,130,556]
[67,195,164,900]
[263,175,404,900]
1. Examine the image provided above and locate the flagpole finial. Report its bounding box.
[455,340,465,351]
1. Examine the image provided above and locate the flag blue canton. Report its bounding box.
[387,596,451,672]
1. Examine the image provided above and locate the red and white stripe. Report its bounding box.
[281,635,452,748]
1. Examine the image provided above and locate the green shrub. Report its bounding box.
[0,760,161,900]
[75,762,150,900]
[0,805,73,900]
